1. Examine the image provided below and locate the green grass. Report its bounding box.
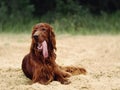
[0,11,120,35]
[52,12,120,35]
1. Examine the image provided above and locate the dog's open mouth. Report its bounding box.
[37,41,48,58]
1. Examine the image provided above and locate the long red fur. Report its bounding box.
[22,23,86,85]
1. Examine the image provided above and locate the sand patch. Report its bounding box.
[0,34,120,90]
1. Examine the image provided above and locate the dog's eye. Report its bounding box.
[42,28,46,31]
[34,30,37,32]
[41,28,46,31]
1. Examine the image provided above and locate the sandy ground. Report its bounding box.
[0,34,120,90]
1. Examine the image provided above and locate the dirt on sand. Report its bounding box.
[0,34,120,90]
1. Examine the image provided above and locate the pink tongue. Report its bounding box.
[42,41,48,58]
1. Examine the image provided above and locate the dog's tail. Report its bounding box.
[60,66,87,75]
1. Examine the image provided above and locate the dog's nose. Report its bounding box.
[33,35,38,40]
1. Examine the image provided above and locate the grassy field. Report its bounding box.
[0,33,120,90]
[0,11,120,35]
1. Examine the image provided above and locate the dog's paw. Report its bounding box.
[63,72,72,78]
[61,79,71,85]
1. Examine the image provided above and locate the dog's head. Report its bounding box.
[31,23,56,58]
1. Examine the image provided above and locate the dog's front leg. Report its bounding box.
[32,68,41,83]
[32,68,52,85]
[54,67,71,84]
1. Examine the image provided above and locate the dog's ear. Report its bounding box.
[30,25,37,53]
[32,25,37,38]
[49,26,57,50]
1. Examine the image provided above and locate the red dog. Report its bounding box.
[22,23,86,85]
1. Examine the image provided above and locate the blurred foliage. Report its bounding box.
[0,0,120,34]
[0,0,34,21]
[78,0,120,14]
[0,0,34,32]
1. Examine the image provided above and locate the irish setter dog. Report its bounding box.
[22,23,86,85]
